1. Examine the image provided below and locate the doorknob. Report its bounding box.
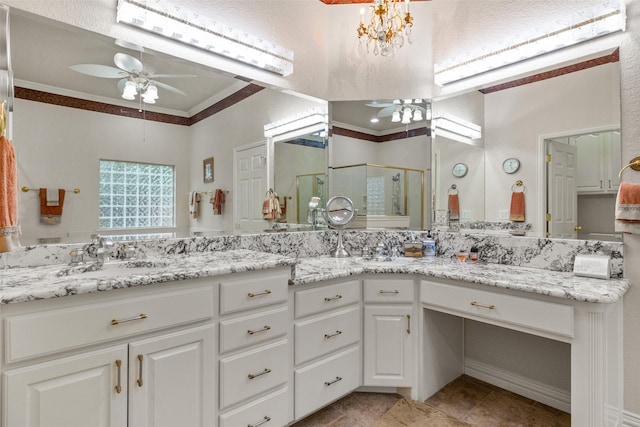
[574,225,582,231]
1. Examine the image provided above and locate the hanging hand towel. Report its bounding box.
[262,196,272,219]
[615,182,640,234]
[0,135,19,252]
[448,194,460,221]
[188,191,201,219]
[509,191,525,222]
[210,189,225,215]
[39,188,65,225]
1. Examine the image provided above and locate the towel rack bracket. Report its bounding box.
[629,156,640,172]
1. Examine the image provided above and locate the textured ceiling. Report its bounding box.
[319,0,428,4]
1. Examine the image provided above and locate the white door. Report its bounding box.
[4,346,128,427]
[363,305,414,387]
[547,140,578,238]
[128,325,215,427]
[234,142,269,232]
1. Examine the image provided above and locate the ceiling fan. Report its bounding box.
[366,99,429,124]
[69,53,196,104]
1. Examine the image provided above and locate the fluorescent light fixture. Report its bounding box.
[264,109,328,140]
[432,113,482,144]
[434,0,626,85]
[116,0,294,76]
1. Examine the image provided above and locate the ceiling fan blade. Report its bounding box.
[366,102,394,108]
[69,64,128,78]
[148,73,197,79]
[150,80,187,96]
[377,105,398,117]
[114,53,143,74]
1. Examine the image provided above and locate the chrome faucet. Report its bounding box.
[89,234,113,266]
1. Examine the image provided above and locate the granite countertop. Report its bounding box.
[290,256,629,304]
[0,249,296,304]
[0,250,629,305]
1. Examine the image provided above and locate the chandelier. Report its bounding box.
[357,0,414,56]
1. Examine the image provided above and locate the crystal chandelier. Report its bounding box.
[357,0,414,56]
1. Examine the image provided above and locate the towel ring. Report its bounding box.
[447,184,458,195]
[618,156,640,179]
[511,180,526,193]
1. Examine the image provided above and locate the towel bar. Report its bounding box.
[21,187,80,194]
[618,156,640,178]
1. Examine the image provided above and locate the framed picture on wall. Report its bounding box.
[203,157,214,183]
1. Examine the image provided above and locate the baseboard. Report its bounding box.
[464,358,571,413]
[624,409,640,427]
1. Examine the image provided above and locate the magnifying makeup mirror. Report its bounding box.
[324,196,356,258]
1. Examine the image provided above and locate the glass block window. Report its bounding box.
[99,160,175,229]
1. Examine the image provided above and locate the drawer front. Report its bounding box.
[220,340,288,409]
[421,280,574,338]
[363,278,414,303]
[295,280,360,318]
[5,286,215,362]
[219,387,289,427]
[295,306,360,365]
[294,346,361,420]
[219,271,289,315]
[220,307,288,354]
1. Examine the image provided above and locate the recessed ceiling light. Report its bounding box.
[370,118,379,123]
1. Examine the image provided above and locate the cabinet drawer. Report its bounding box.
[5,286,215,362]
[220,307,288,354]
[219,387,289,427]
[295,280,360,318]
[294,346,361,420]
[363,278,414,303]
[421,280,574,338]
[219,271,289,315]
[220,340,288,409]
[295,306,360,365]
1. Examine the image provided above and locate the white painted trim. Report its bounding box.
[464,357,571,413]
[623,410,640,427]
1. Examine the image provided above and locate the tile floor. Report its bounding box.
[291,375,571,426]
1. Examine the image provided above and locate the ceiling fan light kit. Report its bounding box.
[370,98,430,125]
[116,0,294,76]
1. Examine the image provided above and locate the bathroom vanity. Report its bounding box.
[0,248,628,427]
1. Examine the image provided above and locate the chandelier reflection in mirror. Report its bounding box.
[357,0,414,56]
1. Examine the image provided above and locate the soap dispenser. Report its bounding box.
[423,230,436,257]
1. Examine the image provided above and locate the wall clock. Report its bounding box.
[502,157,520,174]
[452,162,468,178]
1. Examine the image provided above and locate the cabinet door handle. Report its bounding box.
[248,416,271,427]
[379,289,399,294]
[324,294,342,302]
[324,376,342,386]
[248,368,271,379]
[406,314,411,334]
[247,325,272,335]
[470,301,495,310]
[324,330,342,339]
[248,290,272,298]
[137,354,144,387]
[600,180,603,189]
[111,313,147,326]
[115,359,122,394]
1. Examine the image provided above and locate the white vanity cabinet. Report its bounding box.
[576,131,622,193]
[1,279,217,427]
[363,277,416,389]
[217,269,291,427]
[291,279,362,421]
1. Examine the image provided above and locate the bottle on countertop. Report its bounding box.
[423,230,436,257]
[469,246,479,262]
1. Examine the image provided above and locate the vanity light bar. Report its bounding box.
[432,113,482,143]
[264,109,328,139]
[116,0,294,76]
[434,0,626,85]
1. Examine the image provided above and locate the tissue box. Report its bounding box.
[573,255,610,279]
[404,242,423,257]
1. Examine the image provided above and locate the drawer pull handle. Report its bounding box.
[248,325,272,335]
[248,368,271,379]
[111,313,148,326]
[324,330,343,339]
[115,359,122,394]
[324,294,343,302]
[137,354,144,387]
[325,376,343,386]
[248,416,271,427]
[248,290,272,298]
[470,301,495,310]
[407,314,411,334]
[379,289,399,294]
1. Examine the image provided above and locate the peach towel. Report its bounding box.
[0,135,18,252]
[210,189,225,215]
[39,188,65,224]
[615,182,640,234]
[509,191,525,222]
[448,194,460,221]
